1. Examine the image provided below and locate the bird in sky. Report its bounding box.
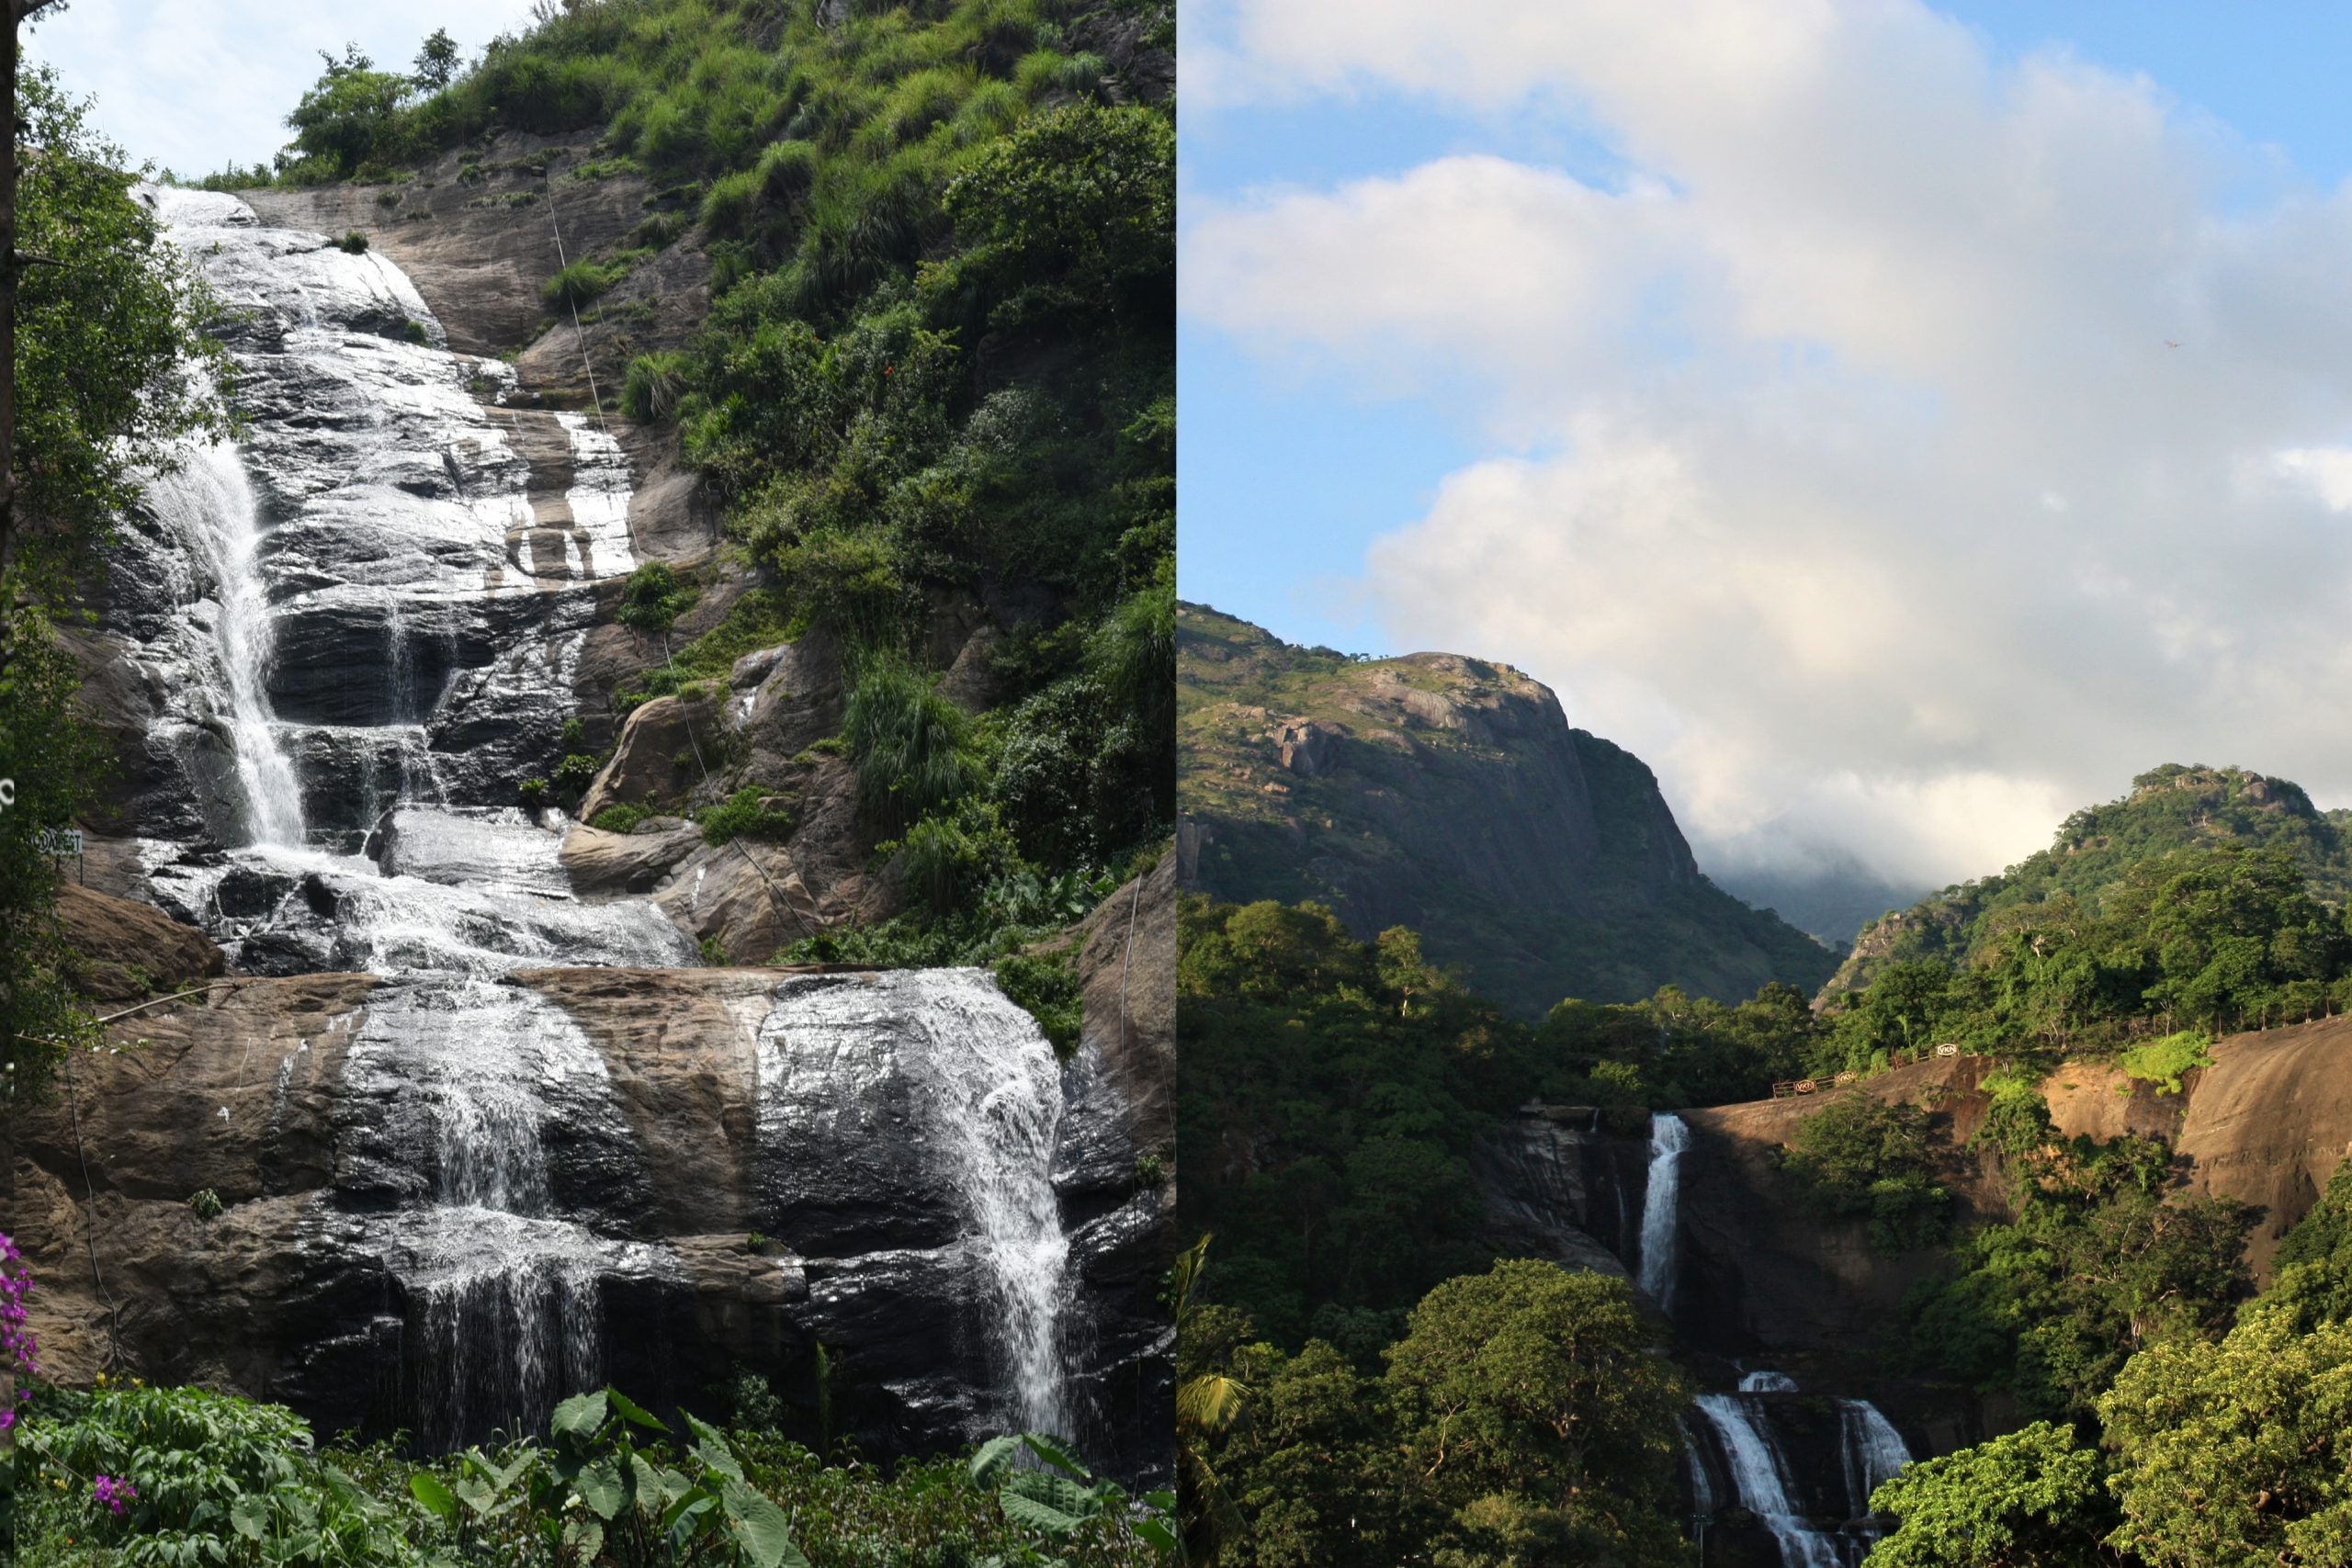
[2164,339,2180,348]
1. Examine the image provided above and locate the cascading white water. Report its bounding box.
[1636,1111,1690,1311]
[1741,1369,1801,1393]
[1681,1418,1716,1517]
[1691,1393,1843,1568]
[141,441,307,847]
[920,976,1072,1438]
[1837,1399,1913,1517]
[754,970,1075,1438]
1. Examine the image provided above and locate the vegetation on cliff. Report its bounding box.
[1871,1156,2352,1568]
[231,0,1173,964]
[1827,764,2352,997]
[1181,1261,1689,1568]
[1177,896,1843,1353]
[1178,603,1836,1017]
[0,65,231,1104]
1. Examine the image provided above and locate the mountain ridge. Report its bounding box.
[1825,761,2352,998]
[1176,603,1836,1015]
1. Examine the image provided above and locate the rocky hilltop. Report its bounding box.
[1176,604,1835,1014]
[1824,762,2352,998]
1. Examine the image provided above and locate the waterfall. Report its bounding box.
[755,971,1074,1438]
[141,441,307,848]
[1690,1393,1843,1568]
[1838,1399,1914,1517]
[1636,1111,1690,1311]
[1741,1369,1801,1393]
[919,976,1072,1438]
[119,187,1097,1460]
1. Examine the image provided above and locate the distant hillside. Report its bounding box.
[1826,763,2352,997]
[1175,604,1837,1016]
[1712,849,1927,951]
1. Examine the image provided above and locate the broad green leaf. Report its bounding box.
[631,1450,668,1509]
[1135,1517,1180,1552]
[551,1389,608,1440]
[229,1493,270,1541]
[561,1517,605,1561]
[722,1478,808,1568]
[574,1457,626,1521]
[407,1472,458,1522]
[1000,1488,1087,1538]
[684,1410,745,1482]
[452,1473,495,1517]
[1020,1432,1089,1480]
[605,1386,670,1432]
[969,1434,1024,1490]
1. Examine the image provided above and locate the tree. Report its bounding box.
[413,28,459,92]
[282,45,413,179]
[2102,1301,2352,1568]
[1865,1421,2124,1568]
[1383,1261,1690,1568]
[2,61,227,1104]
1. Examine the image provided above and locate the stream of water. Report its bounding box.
[119,186,1081,1449]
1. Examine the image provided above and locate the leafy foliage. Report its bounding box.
[1865,1420,2123,1568]
[5,65,231,1105]
[697,786,792,847]
[1781,1096,1952,1253]
[1187,1264,1689,1568]
[19,1382,1170,1567]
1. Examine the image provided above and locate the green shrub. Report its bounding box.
[518,776,548,807]
[700,166,763,235]
[543,256,622,310]
[699,786,793,846]
[2119,1030,2213,1095]
[991,949,1080,1055]
[1783,1095,1952,1253]
[186,1188,223,1220]
[399,317,429,344]
[615,558,698,631]
[334,229,370,254]
[588,802,650,835]
[620,350,693,424]
[843,652,981,834]
[552,752,603,800]
[21,1384,421,1566]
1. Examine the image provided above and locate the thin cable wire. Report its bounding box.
[544,166,612,435]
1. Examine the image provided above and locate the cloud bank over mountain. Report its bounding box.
[1185,0,2352,889]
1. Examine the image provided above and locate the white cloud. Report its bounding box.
[27,1,543,178]
[1187,0,2352,887]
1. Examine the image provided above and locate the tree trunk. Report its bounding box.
[0,1,20,583]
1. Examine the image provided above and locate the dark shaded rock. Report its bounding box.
[1179,602,1837,1015]
[56,883,225,1002]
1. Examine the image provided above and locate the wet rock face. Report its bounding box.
[14,960,1170,1475]
[97,188,635,842]
[1474,1110,1645,1280]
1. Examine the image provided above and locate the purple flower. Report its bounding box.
[93,1474,138,1515]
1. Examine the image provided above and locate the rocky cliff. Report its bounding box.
[1824,762,2352,998]
[1177,603,1836,1015]
[1522,1014,2352,1455]
[25,165,1170,1476]
[15,862,1171,1475]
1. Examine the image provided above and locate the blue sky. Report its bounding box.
[1181,0,2352,889]
[1182,3,2352,659]
[26,1,540,180]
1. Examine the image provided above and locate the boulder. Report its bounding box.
[56,883,226,1002]
[578,694,721,822]
[559,818,704,897]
